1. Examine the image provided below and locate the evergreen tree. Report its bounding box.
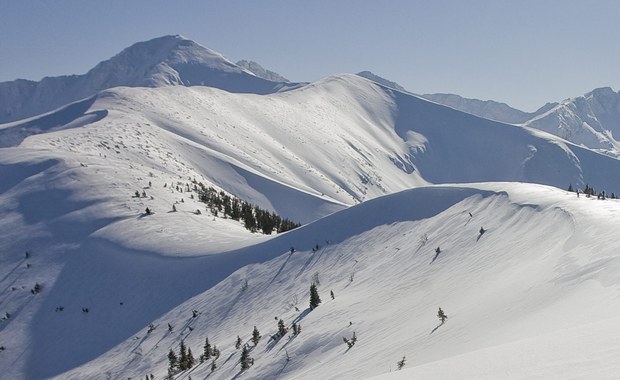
[343,332,357,348]
[240,345,251,370]
[203,336,212,360]
[330,290,335,300]
[278,318,287,337]
[437,307,448,323]
[167,349,178,375]
[235,335,242,349]
[251,326,261,346]
[211,360,217,372]
[179,340,188,370]
[568,184,573,192]
[309,283,321,310]
[397,356,406,370]
[187,347,195,369]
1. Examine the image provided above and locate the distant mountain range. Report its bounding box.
[356,71,620,157]
[0,35,299,124]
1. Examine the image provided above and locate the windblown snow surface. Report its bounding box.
[2,74,620,379]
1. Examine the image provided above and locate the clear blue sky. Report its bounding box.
[1,0,619,111]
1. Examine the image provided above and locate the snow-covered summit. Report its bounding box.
[0,35,298,124]
[523,86,620,157]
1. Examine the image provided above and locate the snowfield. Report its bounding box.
[2,39,620,379]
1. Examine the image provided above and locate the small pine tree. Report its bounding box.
[343,332,357,348]
[397,356,406,370]
[251,326,261,346]
[240,345,251,370]
[309,283,321,310]
[211,360,217,372]
[278,319,287,337]
[437,307,448,323]
[330,290,335,300]
[187,347,195,369]
[236,335,242,349]
[167,349,178,375]
[179,340,188,370]
[203,337,212,360]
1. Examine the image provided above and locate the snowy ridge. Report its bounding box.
[420,93,554,124]
[356,71,409,93]
[523,87,620,157]
[3,67,620,379]
[0,35,299,124]
[237,60,291,83]
[4,181,620,379]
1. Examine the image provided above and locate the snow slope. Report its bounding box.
[3,72,620,379]
[4,181,620,379]
[0,35,299,124]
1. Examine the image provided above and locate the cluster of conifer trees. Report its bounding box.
[196,184,301,234]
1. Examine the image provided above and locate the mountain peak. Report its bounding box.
[356,71,409,93]
[0,36,299,124]
[586,86,617,99]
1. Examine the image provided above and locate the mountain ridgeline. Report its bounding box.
[0,35,299,124]
[2,35,620,380]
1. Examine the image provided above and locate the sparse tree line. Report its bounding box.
[568,183,617,199]
[134,177,301,234]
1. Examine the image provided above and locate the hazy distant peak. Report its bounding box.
[0,35,299,124]
[356,71,409,93]
[236,60,290,82]
[523,86,620,157]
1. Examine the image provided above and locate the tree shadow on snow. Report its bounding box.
[430,250,442,264]
[430,321,445,334]
[270,251,294,285]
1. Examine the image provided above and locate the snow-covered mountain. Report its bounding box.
[421,93,555,124]
[356,71,409,93]
[355,71,554,124]
[523,87,620,157]
[237,60,290,83]
[3,38,620,380]
[3,74,619,221]
[0,35,298,124]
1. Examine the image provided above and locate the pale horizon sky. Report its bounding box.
[1,0,619,111]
